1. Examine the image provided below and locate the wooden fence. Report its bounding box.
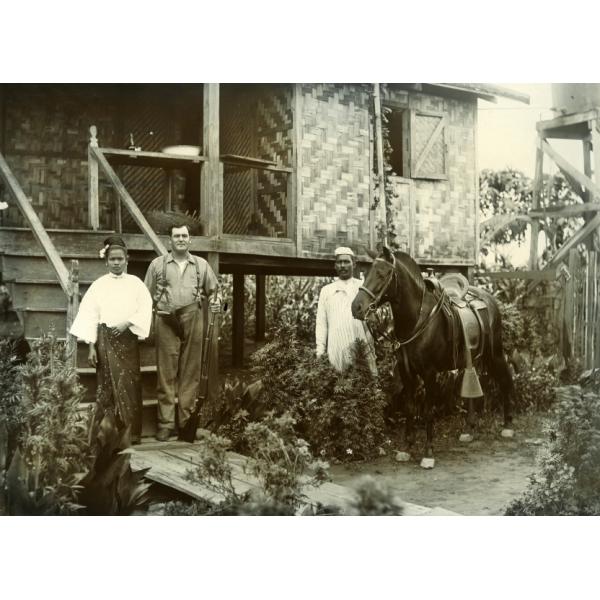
[564,248,600,370]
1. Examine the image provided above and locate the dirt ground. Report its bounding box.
[329,413,550,515]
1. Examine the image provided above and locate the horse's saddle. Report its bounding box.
[426,273,489,366]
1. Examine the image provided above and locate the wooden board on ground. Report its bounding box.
[128,441,459,516]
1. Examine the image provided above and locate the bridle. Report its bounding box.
[359,255,447,348]
[359,256,399,319]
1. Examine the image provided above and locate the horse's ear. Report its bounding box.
[382,245,394,263]
[364,247,378,260]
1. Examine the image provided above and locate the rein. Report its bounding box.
[360,256,447,348]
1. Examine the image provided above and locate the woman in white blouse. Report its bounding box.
[70,236,152,444]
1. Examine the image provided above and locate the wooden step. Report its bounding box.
[1,254,108,281]
[21,307,66,338]
[77,367,158,402]
[9,280,92,309]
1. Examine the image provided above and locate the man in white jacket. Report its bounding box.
[315,247,377,374]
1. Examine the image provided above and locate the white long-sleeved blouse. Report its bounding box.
[69,273,153,344]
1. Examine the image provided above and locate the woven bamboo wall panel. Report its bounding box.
[1,85,190,231]
[299,84,372,256]
[384,86,477,263]
[387,176,411,252]
[221,85,292,237]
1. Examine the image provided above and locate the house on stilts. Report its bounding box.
[0,83,529,435]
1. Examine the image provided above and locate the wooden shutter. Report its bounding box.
[409,110,447,180]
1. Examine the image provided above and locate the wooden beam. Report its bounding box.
[232,272,245,368]
[529,203,600,219]
[529,142,544,270]
[90,146,167,255]
[0,152,70,295]
[542,139,600,200]
[293,83,303,254]
[201,83,221,237]
[439,83,530,104]
[87,126,100,230]
[373,83,387,243]
[0,84,4,153]
[536,109,597,133]
[255,273,266,342]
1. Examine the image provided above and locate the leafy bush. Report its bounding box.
[251,326,387,461]
[0,335,152,515]
[505,382,600,515]
[171,411,329,515]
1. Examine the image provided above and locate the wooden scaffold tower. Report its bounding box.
[529,87,600,369]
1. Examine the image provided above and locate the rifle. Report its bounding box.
[178,286,220,443]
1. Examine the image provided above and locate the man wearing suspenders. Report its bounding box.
[144,224,221,441]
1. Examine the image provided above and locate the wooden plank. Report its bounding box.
[101,147,206,167]
[65,260,79,368]
[0,152,71,295]
[232,272,245,368]
[255,274,266,342]
[563,249,577,358]
[587,252,596,368]
[475,270,557,281]
[87,127,100,230]
[0,84,5,153]
[90,146,167,256]
[536,109,597,133]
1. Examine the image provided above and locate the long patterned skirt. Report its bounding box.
[96,324,142,444]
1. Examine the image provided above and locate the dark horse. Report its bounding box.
[351,246,514,467]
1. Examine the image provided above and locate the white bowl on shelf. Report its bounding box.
[161,145,201,157]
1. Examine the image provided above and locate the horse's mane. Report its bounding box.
[391,250,425,291]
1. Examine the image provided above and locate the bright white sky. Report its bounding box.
[477,83,585,177]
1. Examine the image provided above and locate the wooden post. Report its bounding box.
[88,126,100,231]
[0,84,5,154]
[564,249,577,359]
[232,272,245,368]
[255,273,266,342]
[373,83,387,245]
[293,83,303,253]
[65,259,79,368]
[588,251,598,368]
[201,84,222,407]
[529,139,544,270]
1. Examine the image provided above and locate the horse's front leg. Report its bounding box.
[420,373,438,469]
[395,375,416,463]
[459,396,477,443]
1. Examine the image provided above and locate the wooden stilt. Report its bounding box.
[255,274,266,342]
[232,272,245,368]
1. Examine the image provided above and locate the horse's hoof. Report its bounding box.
[395,451,411,462]
[459,433,474,443]
[501,429,515,438]
[420,457,435,469]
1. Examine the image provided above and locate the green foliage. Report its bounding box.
[0,335,152,515]
[252,327,387,461]
[0,339,24,447]
[219,275,328,347]
[178,412,329,515]
[348,476,404,516]
[14,336,92,513]
[506,383,600,515]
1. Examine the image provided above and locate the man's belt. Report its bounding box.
[155,302,200,338]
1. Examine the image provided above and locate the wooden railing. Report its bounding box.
[0,151,79,365]
[87,125,168,256]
